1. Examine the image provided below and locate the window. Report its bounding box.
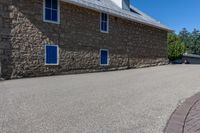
[100,13,109,33]
[45,45,59,65]
[43,0,60,24]
[100,49,109,65]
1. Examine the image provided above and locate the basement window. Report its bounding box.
[100,49,109,65]
[45,45,59,65]
[100,13,109,33]
[43,0,60,24]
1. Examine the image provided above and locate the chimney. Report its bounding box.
[111,0,131,10]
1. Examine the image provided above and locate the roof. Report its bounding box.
[62,0,172,31]
[183,53,200,59]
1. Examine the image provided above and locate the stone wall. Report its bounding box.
[0,0,12,78]
[5,0,168,79]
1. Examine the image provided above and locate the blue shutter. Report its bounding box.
[46,45,58,64]
[101,50,108,65]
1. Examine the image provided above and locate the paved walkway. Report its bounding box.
[0,65,200,133]
[165,92,200,133]
[185,97,200,133]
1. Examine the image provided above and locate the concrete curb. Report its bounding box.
[164,92,200,133]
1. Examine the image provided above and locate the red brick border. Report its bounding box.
[164,92,200,133]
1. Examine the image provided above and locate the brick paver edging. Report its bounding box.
[164,92,200,133]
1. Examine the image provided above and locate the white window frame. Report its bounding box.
[43,0,60,24]
[100,49,109,66]
[45,44,59,65]
[100,13,109,33]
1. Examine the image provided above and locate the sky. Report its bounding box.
[131,0,200,33]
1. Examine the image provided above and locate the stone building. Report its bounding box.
[0,0,171,79]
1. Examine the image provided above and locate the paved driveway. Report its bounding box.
[0,65,200,133]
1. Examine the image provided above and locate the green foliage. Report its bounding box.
[168,33,186,61]
[177,28,200,54]
[178,28,191,47]
[167,28,200,61]
[190,29,200,54]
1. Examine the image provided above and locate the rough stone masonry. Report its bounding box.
[0,0,168,79]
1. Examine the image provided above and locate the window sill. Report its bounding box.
[43,19,60,25]
[100,30,109,34]
[45,63,59,66]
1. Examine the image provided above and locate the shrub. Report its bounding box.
[168,33,186,61]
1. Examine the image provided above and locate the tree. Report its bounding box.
[178,28,191,47]
[168,33,186,61]
[190,29,200,54]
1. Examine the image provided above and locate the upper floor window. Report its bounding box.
[100,13,109,33]
[43,0,60,24]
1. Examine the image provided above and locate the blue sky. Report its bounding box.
[131,0,200,33]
